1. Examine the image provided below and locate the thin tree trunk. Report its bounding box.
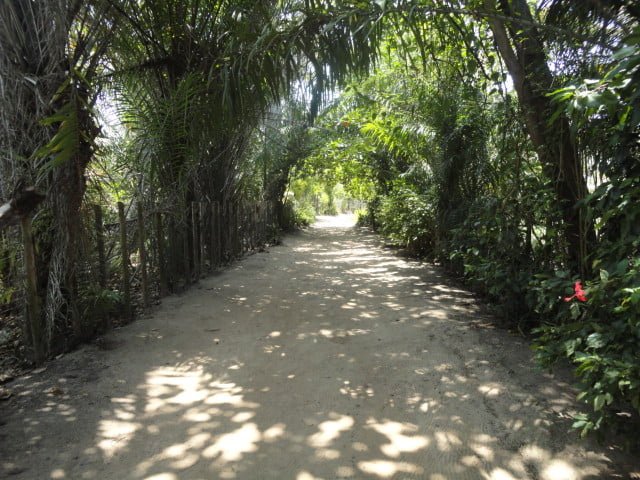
[484,0,593,273]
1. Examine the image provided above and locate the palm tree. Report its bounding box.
[1,0,115,360]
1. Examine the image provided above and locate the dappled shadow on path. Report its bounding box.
[1,215,634,479]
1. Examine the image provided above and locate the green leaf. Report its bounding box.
[586,333,605,349]
[612,45,637,61]
[569,301,581,319]
[599,269,609,283]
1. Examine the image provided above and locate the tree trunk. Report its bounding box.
[484,0,593,273]
[40,84,99,346]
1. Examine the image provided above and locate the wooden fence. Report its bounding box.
[95,199,276,316]
[0,198,278,361]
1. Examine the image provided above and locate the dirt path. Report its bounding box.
[1,215,637,480]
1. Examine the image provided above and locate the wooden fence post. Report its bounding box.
[20,216,44,364]
[237,203,243,255]
[137,203,149,307]
[239,203,245,254]
[221,200,227,261]
[192,201,200,280]
[93,204,107,288]
[208,202,215,270]
[199,202,206,274]
[234,202,240,257]
[183,223,191,285]
[224,201,231,260]
[155,211,168,295]
[260,202,266,244]
[182,204,192,286]
[258,203,262,244]
[168,215,178,292]
[230,201,236,259]
[118,201,132,319]
[215,202,222,266]
[253,203,259,249]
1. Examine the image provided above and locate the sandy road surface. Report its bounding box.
[1,215,637,480]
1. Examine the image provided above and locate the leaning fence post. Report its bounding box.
[93,204,107,288]
[253,203,259,249]
[214,201,222,266]
[258,202,264,244]
[235,202,242,257]
[182,205,192,286]
[239,203,245,254]
[183,221,191,285]
[118,201,132,319]
[20,216,44,364]
[155,211,168,295]
[260,202,265,244]
[137,203,149,307]
[224,201,231,260]
[192,201,200,280]
[199,202,206,274]
[168,215,178,292]
[208,202,215,270]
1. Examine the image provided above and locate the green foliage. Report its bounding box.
[532,174,640,436]
[375,187,435,256]
[76,286,124,335]
[294,204,317,227]
[0,285,15,306]
[0,240,18,307]
[534,34,640,437]
[447,198,534,324]
[355,208,372,226]
[533,259,640,438]
[280,200,315,231]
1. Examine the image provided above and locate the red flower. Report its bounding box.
[564,281,587,302]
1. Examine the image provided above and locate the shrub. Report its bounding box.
[355,208,372,226]
[281,200,316,230]
[533,259,640,439]
[295,203,316,226]
[445,198,536,327]
[77,286,124,336]
[375,189,435,257]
